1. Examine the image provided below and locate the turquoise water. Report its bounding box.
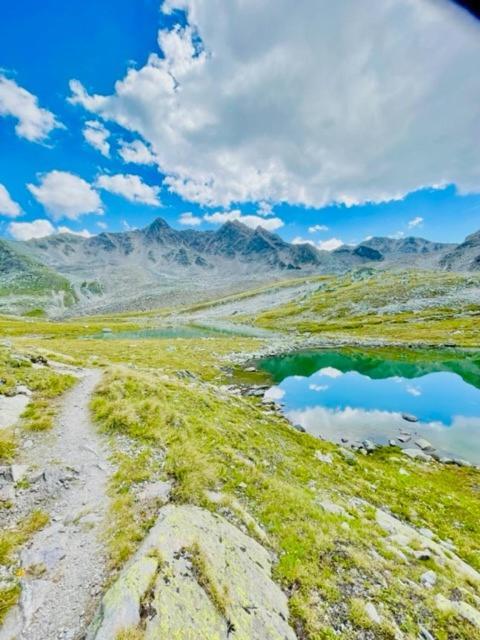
[258,349,480,464]
[93,325,230,340]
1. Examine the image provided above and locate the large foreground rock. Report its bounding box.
[88,504,296,640]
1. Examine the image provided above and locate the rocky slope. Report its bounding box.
[1,219,479,315]
[0,239,75,315]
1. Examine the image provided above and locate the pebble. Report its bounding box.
[314,452,333,464]
[420,570,437,588]
[364,602,381,624]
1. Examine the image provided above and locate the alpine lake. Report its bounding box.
[257,347,480,465]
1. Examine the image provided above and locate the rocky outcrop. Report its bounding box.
[88,504,296,640]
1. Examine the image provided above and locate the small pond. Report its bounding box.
[92,322,268,340]
[258,348,480,464]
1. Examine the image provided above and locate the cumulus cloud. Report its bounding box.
[8,219,55,240]
[203,210,284,231]
[308,224,329,234]
[408,216,424,229]
[69,0,480,209]
[292,236,343,251]
[0,183,21,217]
[8,218,93,240]
[83,120,110,157]
[0,74,60,142]
[95,173,161,205]
[179,211,202,226]
[27,171,102,220]
[118,139,155,165]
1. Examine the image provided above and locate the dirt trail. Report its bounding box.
[1,369,112,640]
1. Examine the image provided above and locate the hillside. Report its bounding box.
[0,220,478,316]
[0,238,76,316]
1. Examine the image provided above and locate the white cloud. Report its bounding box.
[0,74,60,142]
[97,220,108,230]
[318,367,343,379]
[256,201,273,217]
[118,139,155,165]
[406,385,422,397]
[264,386,285,401]
[8,219,55,240]
[203,209,284,231]
[69,1,480,208]
[179,211,202,226]
[57,226,92,238]
[308,224,329,234]
[292,236,343,251]
[309,384,329,392]
[96,173,160,205]
[0,184,21,217]
[27,171,102,220]
[8,218,93,240]
[83,120,110,157]
[408,216,424,229]
[389,231,405,240]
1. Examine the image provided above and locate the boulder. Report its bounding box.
[402,413,418,423]
[88,505,296,640]
[415,438,434,452]
[402,449,432,462]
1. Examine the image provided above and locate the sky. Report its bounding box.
[0,0,479,250]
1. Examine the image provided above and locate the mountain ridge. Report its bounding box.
[1,217,479,315]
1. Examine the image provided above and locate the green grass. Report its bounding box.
[250,270,480,347]
[90,364,480,639]
[0,510,49,623]
[0,346,77,439]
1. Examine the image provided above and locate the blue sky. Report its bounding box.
[0,0,479,248]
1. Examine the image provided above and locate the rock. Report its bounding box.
[362,439,376,452]
[339,447,356,463]
[137,480,172,503]
[245,366,256,372]
[364,602,381,624]
[318,500,349,517]
[453,458,473,468]
[314,452,333,464]
[15,385,31,396]
[0,482,14,502]
[388,439,396,446]
[29,354,48,365]
[420,570,437,588]
[376,508,480,585]
[11,464,28,483]
[0,466,12,481]
[397,435,411,443]
[415,438,434,451]
[435,594,480,629]
[402,413,418,423]
[88,504,296,640]
[0,394,29,429]
[419,626,435,640]
[87,556,158,640]
[292,423,306,433]
[402,449,432,462]
[415,549,432,561]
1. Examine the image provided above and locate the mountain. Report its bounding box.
[440,230,480,272]
[332,236,455,269]
[1,218,478,315]
[0,238,75,315]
